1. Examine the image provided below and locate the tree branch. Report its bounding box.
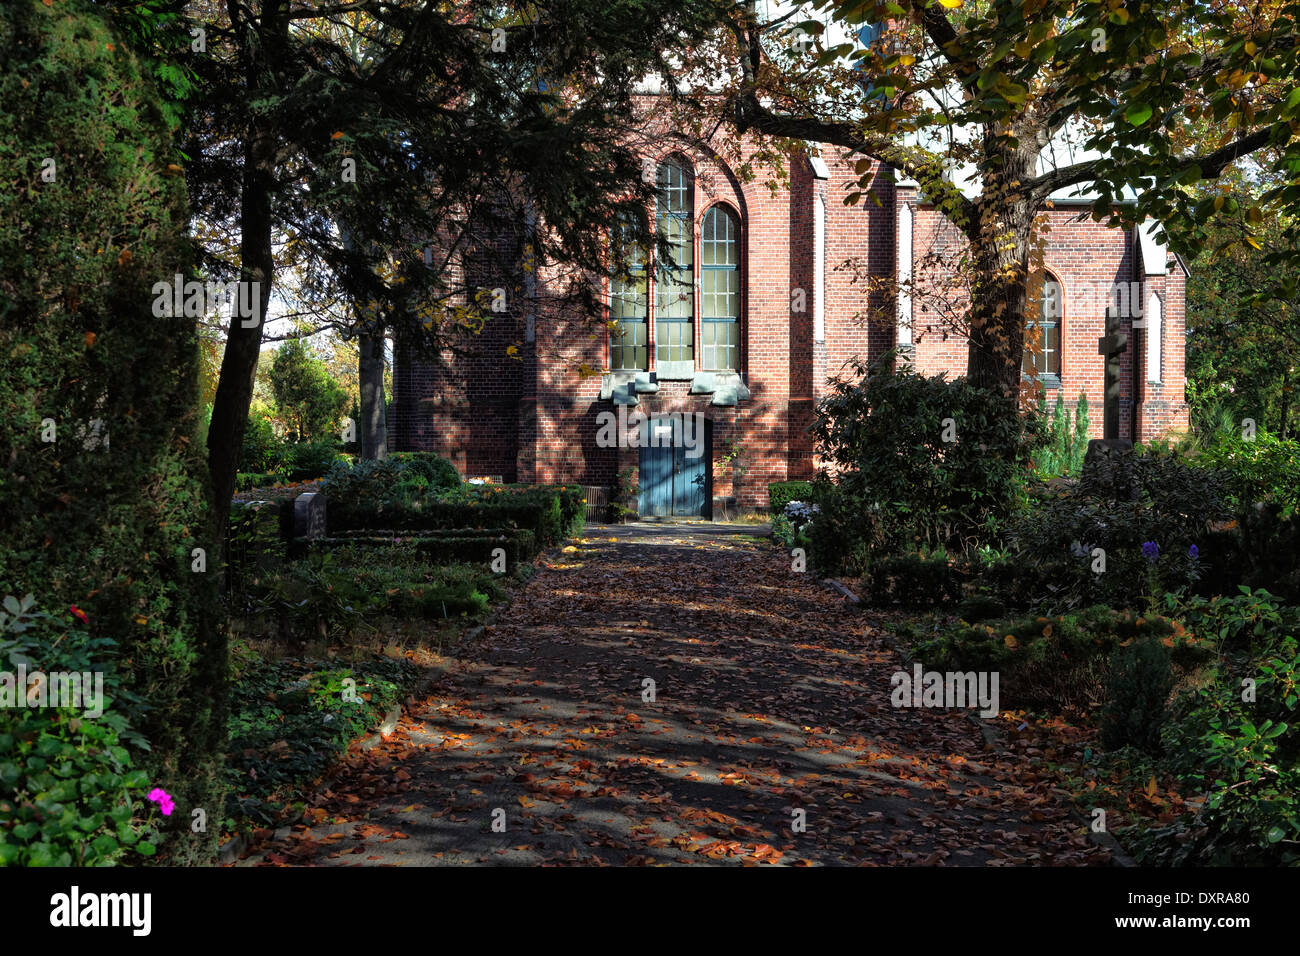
[1028,125,1278,204]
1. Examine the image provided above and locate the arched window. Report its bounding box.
[608,211,648,371]
[655,160,694,377]
[606,156,745,378]
[1023,274,1062,382]
[701,205,739,370]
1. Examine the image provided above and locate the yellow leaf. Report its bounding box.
[1146,775,1158,797]
[938,0,962,7]
[1245,40,1257,55]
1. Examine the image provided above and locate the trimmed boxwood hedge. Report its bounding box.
[301,531,538,570]
[769,480,815,514]
[326,484,585,547]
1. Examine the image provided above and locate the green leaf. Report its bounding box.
[1124,102,1153,126]
[136,840,157,857]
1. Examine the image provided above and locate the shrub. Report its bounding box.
[239,548,509,642]
[1146,634,1300,865]
[283,441,344,482]
[863,551,967,607]
[1100,639,1175,755]
[904,606,1208,715]
[608,468,640,523]
[769,480,815,515]
[0,596,163,865]
[1192,504,1300,603]
[225,653,417,827]
[322,454,460,513]
[228,500,291,589]
[236,469,289,491]
[0,0,225,864]
[804,479,876,577]
[808,355,1042,571]
[996,453,1233,611]
[241,406,286,474]
[304,531,539,571]
[1196,431,1300,516]
[387,452,461,491]
[1035,391,1090,477]
[956,594,1007,623]
[1166,587,1300,654]
[326,482,581,548]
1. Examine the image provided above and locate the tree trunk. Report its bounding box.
[206,2,284,539]
[359,327,388,459]
[1280,365,1291,441]
[966,132,1038,403]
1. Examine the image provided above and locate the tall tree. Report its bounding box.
[712,0,1300,401]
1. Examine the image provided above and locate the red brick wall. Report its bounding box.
[391,125,1189,511]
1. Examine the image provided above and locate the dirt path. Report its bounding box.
[241,524,1108,866]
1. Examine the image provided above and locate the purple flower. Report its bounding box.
[1188,544,1199,560]
[1142,541,1160,564]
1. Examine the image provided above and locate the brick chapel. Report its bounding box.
[391,94,1190,517]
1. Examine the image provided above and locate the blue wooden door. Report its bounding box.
[638,417,710,517]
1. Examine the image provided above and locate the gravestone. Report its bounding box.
[293,491,327,540]
[1098,330,1128,440]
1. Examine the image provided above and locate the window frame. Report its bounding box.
[653,158,696,378]
[700,203,740,372]
[607,210,649,372]
[1023,272,1063,387]
[603,156,746,379]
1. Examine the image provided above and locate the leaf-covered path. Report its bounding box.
[242,525,1109,866]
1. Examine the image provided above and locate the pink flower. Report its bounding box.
[147,787,174,816]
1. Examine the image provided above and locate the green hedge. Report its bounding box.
[769,480,815,515]
[322,453,460,512]
[386,452,461,489]
[863,553,968,606]
[0,0,224,865]
[903,606,1210,714]
[327,484,584,547]
[302,531,538,570]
